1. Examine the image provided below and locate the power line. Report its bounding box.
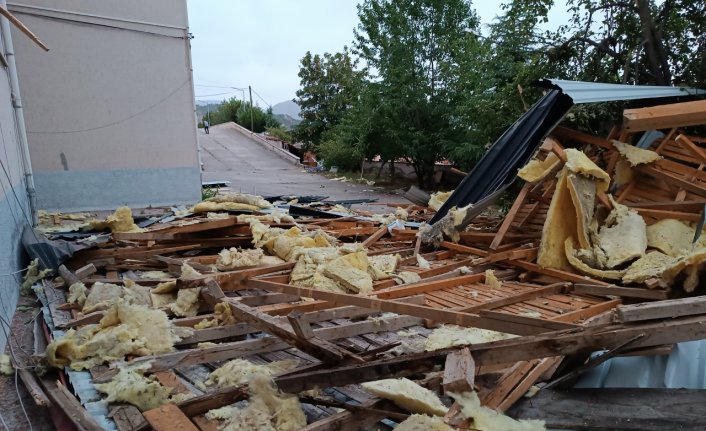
[195,91,240,98]
[251,88,272,107]
[27,79,191,134]
[195,84,247,90]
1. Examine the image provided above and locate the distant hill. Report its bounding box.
[272,100,301,119]
[274,113,300,129]
[194,98,301,129]
[195,102,221,120]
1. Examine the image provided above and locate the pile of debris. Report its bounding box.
[6,97,706,431]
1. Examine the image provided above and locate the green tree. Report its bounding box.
[200,98,279,133]
[236,102,279,133]
[354,0,483,187]
[201,97,243,126]
[294,48,366,149]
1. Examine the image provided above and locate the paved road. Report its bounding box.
[198,123,399,208]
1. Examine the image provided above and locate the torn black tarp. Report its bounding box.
[22,226,104,270]
[430,89,574,223]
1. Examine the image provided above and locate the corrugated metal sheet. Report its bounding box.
[536,79,706,104]
[33,285,117,431]
[575,340,706,389]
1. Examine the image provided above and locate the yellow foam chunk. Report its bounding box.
[362,378,447,416]
[612,140,661,166]
[564,148,610,192]
[537,169,576,271]
[518,152,560,183]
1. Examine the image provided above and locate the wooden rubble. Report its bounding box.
[12,98,706,431]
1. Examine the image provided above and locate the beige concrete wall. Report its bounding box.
[8,0,201,210]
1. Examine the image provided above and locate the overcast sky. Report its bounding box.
[186,1,561,106]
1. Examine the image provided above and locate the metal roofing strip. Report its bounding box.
[535,79,706,104]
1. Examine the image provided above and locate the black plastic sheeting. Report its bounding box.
[430,89,574,223]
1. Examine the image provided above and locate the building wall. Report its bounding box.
[8,0,201,211]
[0,29,31,352]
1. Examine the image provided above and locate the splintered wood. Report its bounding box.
[21,97,706,431]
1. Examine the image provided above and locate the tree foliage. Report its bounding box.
[293,0,706,188]
[294,49,366,148]
[201,98,279,133]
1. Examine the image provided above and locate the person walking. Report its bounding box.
[203,120,210,134]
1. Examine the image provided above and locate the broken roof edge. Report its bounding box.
[534,78,706,104]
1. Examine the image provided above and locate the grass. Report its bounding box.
[201,185,220,200]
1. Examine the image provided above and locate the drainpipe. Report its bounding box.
[0,0,37,225]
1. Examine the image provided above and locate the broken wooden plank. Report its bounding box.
[506,260,610,286]
[271,313,706,394]
[443,348,475,393]
[616,296,706,323]
[40,380,104,431]
[361,225,388,247]
[623,99,706,132]
[490,183,532,250]
[0,5,49,51]
[109,405,145,431]
[572,284,668,300]
[456,282,569,313]
[179,262,296,289]
[143,403,199,431]
[373,273,486,299]
[478,310,581,333]
[130,314,423,374]
[246,279,577,334]
[17,368,51,407]
[202,287,363,363]
[176,296,426,346]
[497,357,562,412]
[287,311,315,340]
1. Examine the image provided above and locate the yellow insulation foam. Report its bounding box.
[362,378,447,416]
[450,391,546,431]
[203,360,306,431]
[537,169,576,271]
[46,300,187,370]
[647,218,706,257]
[67,282,88,306]
[564,238,626,280]
[216,247,264,270]
[595,199,646,268]
[180,262,202,279]
[612,140,661,166]
[566,172,596,249]
[95,363,174,411]
[194,301,236,329]
[368,254,401,279]
[518,152,560,183]
[484,269,502,289]
[428,191,453,211]
[425,325,515,351]
[170,287,200,317]
[564,148,610,192]
[203,358,298,389]
[396,414,454,431]
[21,258,51,294]
[622,251,677,285]
[0,355,13,375]
[88,206,144,233]
[82,282,124,313]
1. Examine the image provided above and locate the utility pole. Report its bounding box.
[248,85,254,132]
